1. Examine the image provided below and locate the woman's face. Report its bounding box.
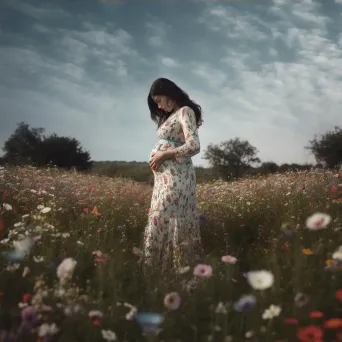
[153,95,174,113]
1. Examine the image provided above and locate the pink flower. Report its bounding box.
[193,264,213,277]
[221,255,237,264]
[164,292,181,310]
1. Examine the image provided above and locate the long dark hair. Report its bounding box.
[147,78,203,129]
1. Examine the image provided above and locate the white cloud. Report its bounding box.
[161,57,179,67]
[144,17,169,47]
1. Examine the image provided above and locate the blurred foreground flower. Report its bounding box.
[246,270,274,290]
[193,264,213,277]
[221,255,237,264]
[135,312,164,333]
[332,245,342,260]
[262,304,281,319]
[306,212,331,230]
[2,237,34,261]
[233,294,256,312]
[164,292,181,310]
[101,329,117,341]
[57,257,77,281]
[294,293,309,308]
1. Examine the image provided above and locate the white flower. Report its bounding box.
[247,270,274,290]
[18,302,28,308]
[215,302,227,314]
[38,323,59,337]
[132,247,143,257]
[306,213,331,230]
[101,329,117,341]
[37,204,44,210]
[56,258,77,281]
[176,266,190,274]
[41,207,51,214]
[332,245,342,260]
[262,304,282,319]
[77,240,84,246]
[3,203,12,211]
[33,256,44,263]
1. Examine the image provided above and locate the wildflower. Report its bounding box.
[335,289,342,301]
[284,317,298,325]
[302,248,313,255]
[297,325,323,341]
[22,266,30,277]
[294,293,309,307]
[246,270,274,290]
[176,266,190,274]
[33,256,44,263]
[76,240,84,246]
[305,212,331,230]
[101,329,117,341]
[132,247,143,257]
[135,312,164,333]
[3,203,12,211]
[332,246,342,260]
[38,323,59,337]
[221,255,237,264]
[310,311,324,318]
[56,258,77,281]
[91,206,101,216]
[89,310,103,318]
[262,304,281,319]
[324,318,342,329]
[215,302,227,314]
[193,264,213,277]
[234,294,256,312]
[164,292,181,310]
[40,207,51,214]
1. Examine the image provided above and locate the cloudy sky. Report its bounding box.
[1,0,342,167]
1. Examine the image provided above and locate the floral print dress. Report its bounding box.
[144,106,202,272]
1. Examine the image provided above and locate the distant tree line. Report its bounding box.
[0,122,341,184]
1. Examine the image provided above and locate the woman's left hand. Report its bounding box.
[149,151,166,172]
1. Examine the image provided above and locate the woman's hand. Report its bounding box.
[149,151,166,172]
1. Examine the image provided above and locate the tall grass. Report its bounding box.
[0,165,341,342]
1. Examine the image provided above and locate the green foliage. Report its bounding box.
[306,126,342,168]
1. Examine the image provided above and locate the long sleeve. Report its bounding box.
[173,106,200,163]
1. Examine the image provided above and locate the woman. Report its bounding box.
[143,77,204,273]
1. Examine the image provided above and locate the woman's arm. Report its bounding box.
[163,106,200,162]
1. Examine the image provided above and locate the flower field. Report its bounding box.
[0,165,342,342]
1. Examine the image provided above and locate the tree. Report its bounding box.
[3,122,92,170]
[306,126,342,168]
[41,134,92,170]
[203,138,260,179]
[260,161,279,174]
[3,122,45,165]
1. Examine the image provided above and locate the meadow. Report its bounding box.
[0,165,342,342]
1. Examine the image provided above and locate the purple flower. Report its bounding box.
[233,294,256,312]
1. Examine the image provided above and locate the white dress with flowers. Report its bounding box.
[144,106,202,272]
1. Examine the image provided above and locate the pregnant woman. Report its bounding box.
[144,77,204,273]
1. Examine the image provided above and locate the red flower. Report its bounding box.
[297,325,323,341]
[285,317,299,325]
[336,289,342,301]
[331,186,338,193]
[310,311,324,319]
[22,293,31,303]
[324,318,342,329]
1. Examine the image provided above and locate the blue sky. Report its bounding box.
[1,0,342,167]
